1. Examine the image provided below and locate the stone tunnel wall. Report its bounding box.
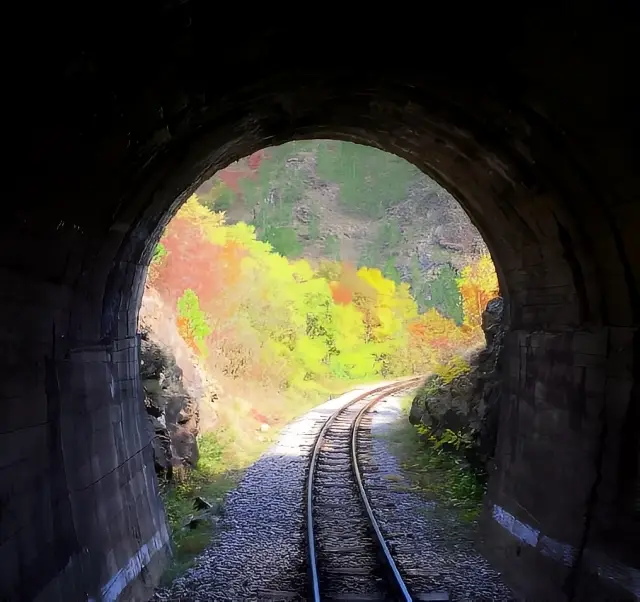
[0,297,170,601]
[1,4,639,601]
[484,327,638,600]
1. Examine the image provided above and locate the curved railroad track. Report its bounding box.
[306,378,423,601]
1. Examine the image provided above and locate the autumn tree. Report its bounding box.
[149,194,499,391]
[457,254,499,330]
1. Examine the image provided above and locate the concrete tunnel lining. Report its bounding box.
[1,4,638,601]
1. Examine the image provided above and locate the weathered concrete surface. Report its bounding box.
[1,3,639,601]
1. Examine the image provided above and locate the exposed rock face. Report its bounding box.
[140,331,200,476]
[139,288,220,478]
[409,297,505,462]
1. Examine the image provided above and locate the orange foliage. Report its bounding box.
[326,262,377,306]
[330,281,353,305]
[408,308,465,362]
[177,315,200,355]
[150,197,499,385]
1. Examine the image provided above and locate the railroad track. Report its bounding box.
[306,378,424,602]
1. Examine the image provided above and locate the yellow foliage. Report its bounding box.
[157,197,500,388]
[457,253,499,329]
[434,356,471,383]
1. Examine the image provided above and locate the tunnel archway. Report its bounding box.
[3,5,639,601]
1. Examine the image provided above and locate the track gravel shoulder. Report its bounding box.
[156,384,516,601]
[363,393,516,602]
[155,383,395,602]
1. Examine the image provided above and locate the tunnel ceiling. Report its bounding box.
[6,6,639,336]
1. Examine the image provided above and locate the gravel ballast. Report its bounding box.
[362,392,515,601]
[156,384,515,601]
[155,385,388,601]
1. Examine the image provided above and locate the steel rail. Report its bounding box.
[352,384,417,602]
[306,378,421,601]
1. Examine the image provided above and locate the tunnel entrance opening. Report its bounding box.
[140,139,504,592]
[2,12,639,599]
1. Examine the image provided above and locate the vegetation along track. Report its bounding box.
[306,378,423,601]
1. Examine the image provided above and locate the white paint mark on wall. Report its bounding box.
[491,503,539,546]
[539,534,577,567]
[491,504,640,599]
[90,522,170,602]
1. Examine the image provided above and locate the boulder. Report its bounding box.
[482,296,504,347]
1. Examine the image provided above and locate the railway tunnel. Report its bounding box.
[1,3,639,601]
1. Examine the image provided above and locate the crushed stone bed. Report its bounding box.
[155,385,515,601]
[362,393,515,601]
[154,385,385,602]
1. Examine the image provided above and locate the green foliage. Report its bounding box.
[176,289,212,357]
[160,432,233,584]
[432,428,475,452]
[323,234,340,260]
[155,196,497,580]
[151,243,168,265]
[377,220,402,247]
[382,257,402,284]
[315,141,421,218]
[408,256,430,311]
[360,219,403,270]
[384,397,487,522]
[196,181,235,213]
[261,225,302,257]
[425,265,464,325]
[239,145,307,245]
[434,355,471,383]
[212,193,234,212]
[308,211,320,241]
[160,382,355,584]
[156,198,491,392]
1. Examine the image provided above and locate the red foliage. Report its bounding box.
[250,407,271,425]
[427,336,452,350]
[217,168,246,193]
[152,216,246,310]
[216,150,266,192]
[246,150,265,172]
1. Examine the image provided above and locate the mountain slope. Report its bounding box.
[195,140,487,317]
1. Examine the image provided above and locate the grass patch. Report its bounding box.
[159,378,378,583]
[159,431,238,584]
[381,394,486,523]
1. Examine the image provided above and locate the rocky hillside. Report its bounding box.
[139,288,220,478]
[196,140,487,315]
